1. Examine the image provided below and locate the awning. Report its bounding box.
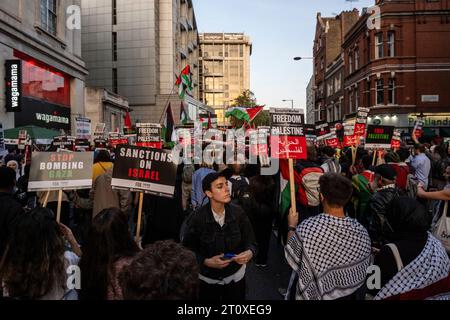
[4,125,60,140]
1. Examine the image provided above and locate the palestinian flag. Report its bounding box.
[279,159,298,217]
[180,102,189,125]
[162,103,174,142]
[175,65,193,99]
[225,106,264,123]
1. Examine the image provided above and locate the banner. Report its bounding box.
[75,117,91,140]
[391,129,402,149]
[354,107,370,137]
[53,136,75,151]
[305,124,317,142]
[94,138,108,149]
[5,60,22,112]
[108,132,128,149]
[365,125,395,149]
[136,123,163,149]
[343,123,356,147]
[413,120,425,139]
[111,145,177,198]
[28,152,94,191]
[315,122,330,141]
[18,130,28,150]
[94,123,106,139]
[270,108,307,159]
[75,139,91,152]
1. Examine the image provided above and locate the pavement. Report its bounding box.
[246,231,292,300]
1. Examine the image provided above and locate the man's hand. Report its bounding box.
[232,250,253,265]
[205,254,231,269]
[287,207,298,229]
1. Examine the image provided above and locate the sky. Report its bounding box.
[193,0,374,112]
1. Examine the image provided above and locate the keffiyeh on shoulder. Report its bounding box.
[285,214,372,300]
[375,234,450,300]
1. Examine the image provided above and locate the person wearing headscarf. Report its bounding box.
[372,197,450,300]
[7,160,21,181]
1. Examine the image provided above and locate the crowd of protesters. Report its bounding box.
[1,137,450,300]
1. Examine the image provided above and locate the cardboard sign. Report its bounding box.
[270,108,306,159]
[136,123,162,149]
[413,120,425,139]
[94,138,108,149]
[94,123,106,138]
[249,128,269,157]
[75,117,91,140]
[53,136,75,151]
[28,152,94,191]
[354,107,370,137]
[108,132,128,148]
[305,124,317,142]
[111,145,177,198]
[391,129,402,149]
[365,125,394,149]
[315,122,330,140]
[75,139,91,152]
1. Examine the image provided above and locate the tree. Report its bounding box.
[231,90,257,108]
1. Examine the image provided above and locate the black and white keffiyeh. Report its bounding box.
[285,214,372,300]
[375,233,450,300]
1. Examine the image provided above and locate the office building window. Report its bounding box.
[113,68,118,94]
[112,32,117,61]
[375,33,383,59]
[388,79,396,104]
[112,0,117,25]
[376,79,384,105]
[40,0,57,36]
[388,32,395,57]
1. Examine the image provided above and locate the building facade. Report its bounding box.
[81,0,202,125]
[324,54,344,123]
[199,33,252,125]
[342,0,450,137]
[306,75,315,124]
[313,10,359,123]
[0,0,87,134]
[84,87,129,133]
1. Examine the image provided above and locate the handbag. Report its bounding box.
[433,201,450,252]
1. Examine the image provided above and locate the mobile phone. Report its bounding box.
[221,253,236,260]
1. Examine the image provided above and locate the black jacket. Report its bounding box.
[365,186,405,247]
[0,192,24,257]
[182,203,257,281]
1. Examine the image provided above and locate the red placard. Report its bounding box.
[109,138,129,148]
[326,137,339,148]
[391,139,401,149]
[136,141,163,149]
[270,136,307,159]
[343,135,357,147]
[354,123,366,136]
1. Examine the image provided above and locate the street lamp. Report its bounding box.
[282,99,294,109]
[294,57,313,61]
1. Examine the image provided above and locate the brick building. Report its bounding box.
[342,0,450,137]
[313,10,360,122]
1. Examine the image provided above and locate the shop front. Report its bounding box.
[11,50,72,133]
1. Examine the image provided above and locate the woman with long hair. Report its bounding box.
[79,208,140,300]
[0,208,80,300]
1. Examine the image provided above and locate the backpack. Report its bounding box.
[405,173,418,199]
[297,167,324,207]
[324,158,341,174]
[182,164,195,184]
[229,176,249,200]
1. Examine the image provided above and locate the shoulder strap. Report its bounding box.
[386,243,404,272]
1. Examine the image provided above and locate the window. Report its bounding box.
[40,0,57,36]
[239,45,243,57]
[327,107,333,122]
[376,79,384,105]
[387,32,395,57]
[112,32,117,61]
[355,49,359,70]
[112,0,117,25]
[349,52,353,74]
[321,57,324,70]
[367,80,371,107]
[349,90,353,113]
[388,79,396,104]
[113,68,118,94]
[111,113,117,132]
[355,85,360,109]
[375,33,383,59]
[334,104,341,121]
[367,36,371,63]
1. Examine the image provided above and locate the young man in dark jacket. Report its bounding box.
[0,167,25,258]
[182,172,257,301]
[364,164,405,248]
